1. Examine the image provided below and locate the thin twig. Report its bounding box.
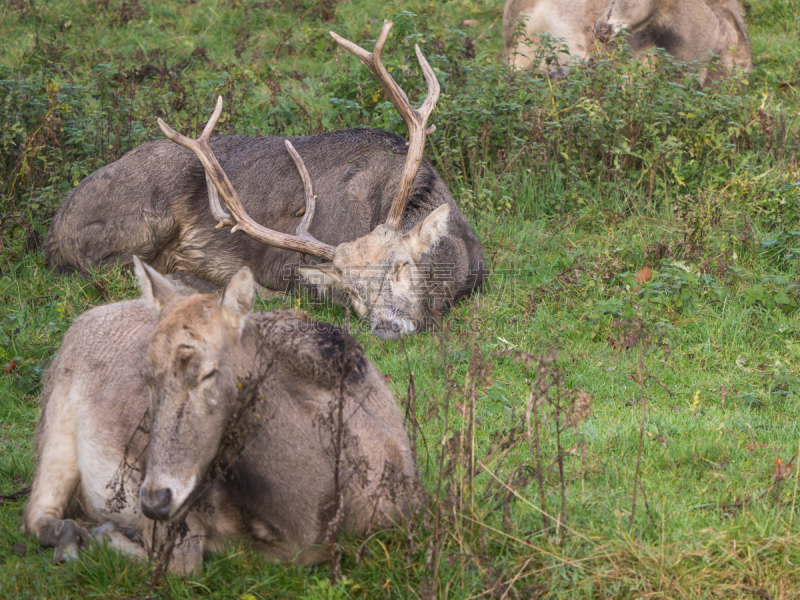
[329,316,348,583]
[526,390,549,531]
[630,354,647,530]
[645,373,674,397]
[790,431,800,533]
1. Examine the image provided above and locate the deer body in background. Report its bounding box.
[45,22,485,340]
[503,0,608,76]
[595,0,753,85]
[23,257,421,573]
[504,0,752,84]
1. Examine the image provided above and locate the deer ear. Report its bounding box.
[402,204,450,262]
[220,267,255,331]
[134,256,178,314]
[297,264,341,291]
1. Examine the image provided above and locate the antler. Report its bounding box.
[331,20,441,230]
[283,140,319,243]
[157,97,335,261]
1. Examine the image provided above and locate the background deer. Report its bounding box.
[44,21,485,340]
[503,0,607,76]
[595,0,753,85]
[504,0,752,84]
[23,257,421,573]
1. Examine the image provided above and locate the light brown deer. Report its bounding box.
[503,0,753,84]
[595,0,753,85]
[45,21,485,340]
[23,257,421,573]
[503,0,608,76]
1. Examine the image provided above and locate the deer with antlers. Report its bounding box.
[45,22,485,340]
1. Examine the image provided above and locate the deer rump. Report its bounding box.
[23,260,421,574]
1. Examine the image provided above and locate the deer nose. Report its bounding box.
[140,487,172,520]
[595,23,613,43]
[373,321,403,341]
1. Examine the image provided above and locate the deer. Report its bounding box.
[44,21,485,341]
[503,0,752,85]
[502,0,610,77]
[22,257,422,574]
[594,0,753,85]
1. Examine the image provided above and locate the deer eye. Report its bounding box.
[200,369,217,382]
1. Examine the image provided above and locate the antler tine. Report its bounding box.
[205,172,234,228]
[158,97,335,261]
[331,20,441,230]
[199,95,224,143]
[284,140,319,243]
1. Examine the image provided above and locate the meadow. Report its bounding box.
[1,0,799,597]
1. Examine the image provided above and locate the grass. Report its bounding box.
[1,0,800,597]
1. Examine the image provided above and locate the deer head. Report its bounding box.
[595,0,657,42]
[157,21,445,341]
[136,256,255,520]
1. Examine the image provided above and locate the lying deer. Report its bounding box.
[594,0,752,85]
[23,257,421,573]
[504,0,752,84]
[503,0,608,76]
[45,22,485,340]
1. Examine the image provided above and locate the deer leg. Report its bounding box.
[33,520,146,565]
[91,522,147,560]
[23,397,83,560]
[33,519,90,563]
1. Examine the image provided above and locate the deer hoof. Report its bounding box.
[53,520,89,564]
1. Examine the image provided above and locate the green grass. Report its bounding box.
[2,0,800,597]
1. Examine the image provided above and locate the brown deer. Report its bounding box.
[45,21,485,340]
[504,0,752,84]
[23,257,421,573]
[594,0,753,85]
[503,0,608,76]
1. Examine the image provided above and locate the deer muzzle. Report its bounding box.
[140,486,172,521]
[595,22,615,43]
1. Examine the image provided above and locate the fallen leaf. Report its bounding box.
[383,374,392,383]
[745,442,767,452]
[607,337,619,351]
[773,457,794,482]
[634,267,652,291]
[622,335,639,350]
[4,359,17,375]
[462,19,478,27]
